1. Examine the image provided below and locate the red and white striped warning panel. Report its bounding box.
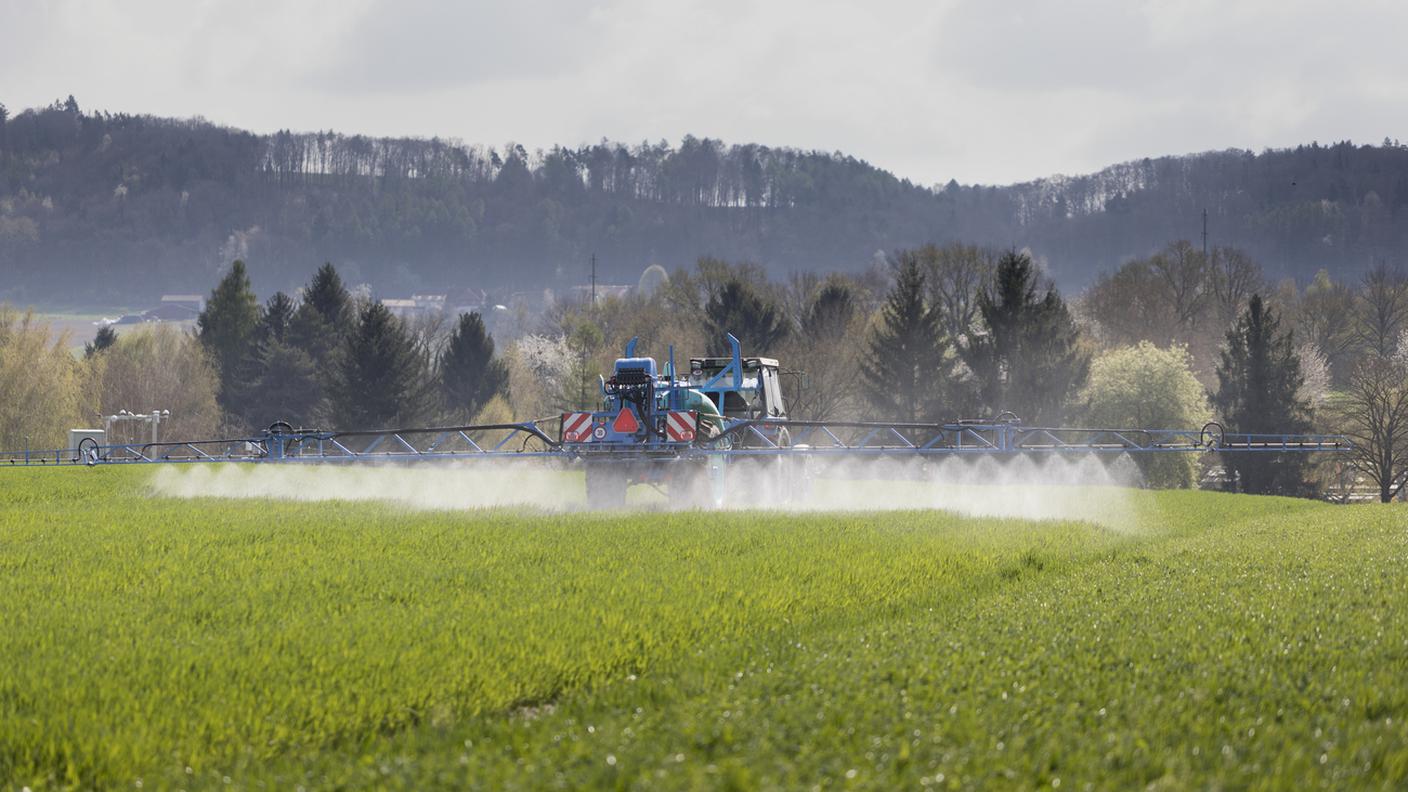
[665,410,696,442]
[561,412,593,442]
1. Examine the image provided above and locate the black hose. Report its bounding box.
[1200,422,1225,449]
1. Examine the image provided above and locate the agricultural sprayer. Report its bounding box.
[1,334,1351,507]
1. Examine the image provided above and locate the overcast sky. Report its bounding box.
[3,0,1406,186]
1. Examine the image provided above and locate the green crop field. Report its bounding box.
[1,467,1406,790]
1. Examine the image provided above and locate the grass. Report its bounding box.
[0,466,1405,789]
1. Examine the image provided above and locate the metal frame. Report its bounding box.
[1,416,1350,469]
[1,422,561,467]
[703,420,1350,456]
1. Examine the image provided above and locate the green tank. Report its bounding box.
[680,388,723,438]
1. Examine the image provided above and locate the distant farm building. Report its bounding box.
[568,284,632,304]
[448,287,488,316]
[110,294,206,325]
[160,294,205,312]
[379,298,420,319]
[379,294,448,320]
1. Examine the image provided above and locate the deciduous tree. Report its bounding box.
[788,277,863,421]
[1335,353,1408,503]
[901,243,994,343]
[1295,270,1358,385]
[0,309,94,449]
[1356,261,1408,359]
[1081,342,1211,488]
[100,325,220,441]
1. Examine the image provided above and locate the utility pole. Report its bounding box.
[590,253,597,306]
[1201,208,1208,258]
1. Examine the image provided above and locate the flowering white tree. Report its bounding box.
[1295,341,1332,410]
[508,334,575,418]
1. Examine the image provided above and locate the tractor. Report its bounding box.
[559,334,796,508]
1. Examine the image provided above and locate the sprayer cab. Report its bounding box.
[687,356,785,420]
[558,333,791,450]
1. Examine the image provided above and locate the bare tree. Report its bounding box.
[784,276,864,421]
[1296,341,1332,410]
[898,243,994,343]
[1336,354,1408,503]
[1295,269,1359,384]
[1208,246,1264,329]
[1084,259,1179,347]
[1148,240,1209,337]
[1083,240,1236,346]
[1357,262,1408,358]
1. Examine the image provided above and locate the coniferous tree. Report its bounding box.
[289,263,353,368]
[705,279,789,354]
[254,292,297,346]
[860,259,948,422]
[236,291,322,429]
[962,251,1089,425]
[84,325,117,358]
[1213,294,1313,495]
[303,263,353,327]
[329,301,434,429]
[802,280,856,342]
[196,259,260,411]
[284,264,354,425]
[438,312,509,421]
[243,342,323,429]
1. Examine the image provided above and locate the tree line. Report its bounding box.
[193,262,509,432]
[4,98,1408,305]
[1,234,1403,502]
[538,243,1405,501]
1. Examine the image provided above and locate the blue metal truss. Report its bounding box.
[0,418,1350,469]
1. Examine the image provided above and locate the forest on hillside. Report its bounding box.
[2,97,1407,305]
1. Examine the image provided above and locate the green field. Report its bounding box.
[1,467,1406,790]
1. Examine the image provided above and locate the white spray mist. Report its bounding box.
[150,452,1144,529]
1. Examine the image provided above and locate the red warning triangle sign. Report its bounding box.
[612,407,640,434]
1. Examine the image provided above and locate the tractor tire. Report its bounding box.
[585,463,628,510]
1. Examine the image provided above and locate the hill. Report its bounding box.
[2,97,1406,304]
